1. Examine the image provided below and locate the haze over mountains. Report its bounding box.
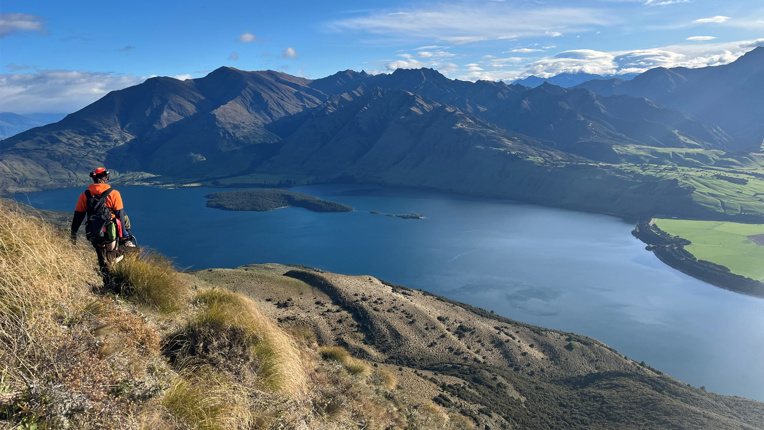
[1,47,763,220]
[0,112,66,140]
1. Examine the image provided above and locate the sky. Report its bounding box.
[1,0,763,114]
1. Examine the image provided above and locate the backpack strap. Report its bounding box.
[86,188,114,216]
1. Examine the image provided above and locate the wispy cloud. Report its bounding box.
[5,63,32,71]
[282,47,298,58]
[229,52,239,60]
[687,36,715,41]
[238,32,264,43]
[381,49,461,73]
[645,0,691,6]
[509,38,764,79]
[0,13,47,38]
[0,70,144,114]
[693,16,730,24]
[327,5,614,44]
[507,48,543,53]
[448,38,764,83]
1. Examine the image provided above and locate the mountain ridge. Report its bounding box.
[2,56,764,222]
[575,46,764,150]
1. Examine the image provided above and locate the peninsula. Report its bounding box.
[205,189,353,212]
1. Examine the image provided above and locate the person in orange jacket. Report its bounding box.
[70,167,131,276]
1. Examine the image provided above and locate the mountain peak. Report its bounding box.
[390,67,448,81]
[731,45,764,66]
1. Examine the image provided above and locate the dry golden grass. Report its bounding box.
[110,251,190,313]
[162,367,253,430]
[169,288,308,397]
[319,346,371,377]
[0,202,101,419]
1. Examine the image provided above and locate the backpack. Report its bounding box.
[85,188,116,244]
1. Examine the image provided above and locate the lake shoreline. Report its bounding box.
[632,219,764,299]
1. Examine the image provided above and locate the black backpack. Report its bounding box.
[85,188,114,243]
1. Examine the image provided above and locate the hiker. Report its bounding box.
[70,167,132,278]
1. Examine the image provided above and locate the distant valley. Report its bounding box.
[2,48,764,223]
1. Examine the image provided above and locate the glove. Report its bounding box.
[70,232,77,245]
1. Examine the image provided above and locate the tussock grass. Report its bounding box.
[110,251,190,313]
[163,368,252,430]
[0,202,98,397]
[319,346,371,376]
[0,201,168,427]
[167,288,308,396]
[376,369,398,390]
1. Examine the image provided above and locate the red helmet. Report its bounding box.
[89,167,109,179]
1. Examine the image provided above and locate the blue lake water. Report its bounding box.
[12,183,764,401]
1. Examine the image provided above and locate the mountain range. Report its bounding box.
[0,112,66,140]
[575,47,764,151]
[512,72,638,89]
[1,47,763,220]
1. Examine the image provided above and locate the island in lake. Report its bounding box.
[205,189,353,212]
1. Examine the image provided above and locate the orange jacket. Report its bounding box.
[74,184,123,213]
[71,184,129,239]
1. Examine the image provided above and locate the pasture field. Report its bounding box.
[654,218,764,282]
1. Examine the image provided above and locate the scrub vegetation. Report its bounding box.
[205,189,353,212]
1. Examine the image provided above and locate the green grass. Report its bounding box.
[654,218,764,281]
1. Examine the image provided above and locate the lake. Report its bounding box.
[12,183,764,401]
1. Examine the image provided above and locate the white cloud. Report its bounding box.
[172,74,193,81]
[645,0,691,6]
[282,47,298,58]
[238,32,264,43]
[508,48,543,53]
[524,49,619,77]
[687,36,716,41]
[0,13,47,38]
[509,38,764,80]
[484,57,524,68]
[327,5,614,44]
[414,45,448,51]
[417,50,456,59]
[0,70,144,114]
[229,52,239,60]
[382,51,461,75]
[693,16,730,24]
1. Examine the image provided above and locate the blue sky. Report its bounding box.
[1,0,762,114]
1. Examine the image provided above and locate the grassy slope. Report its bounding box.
[195,263,764,430]
[654,219,764,281]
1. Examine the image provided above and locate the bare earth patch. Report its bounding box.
[748,234,764,246]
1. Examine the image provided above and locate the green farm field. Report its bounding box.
[654,218,764,282]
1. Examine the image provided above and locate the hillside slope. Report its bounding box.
[196,264,764,429]
[3,200,764,429]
